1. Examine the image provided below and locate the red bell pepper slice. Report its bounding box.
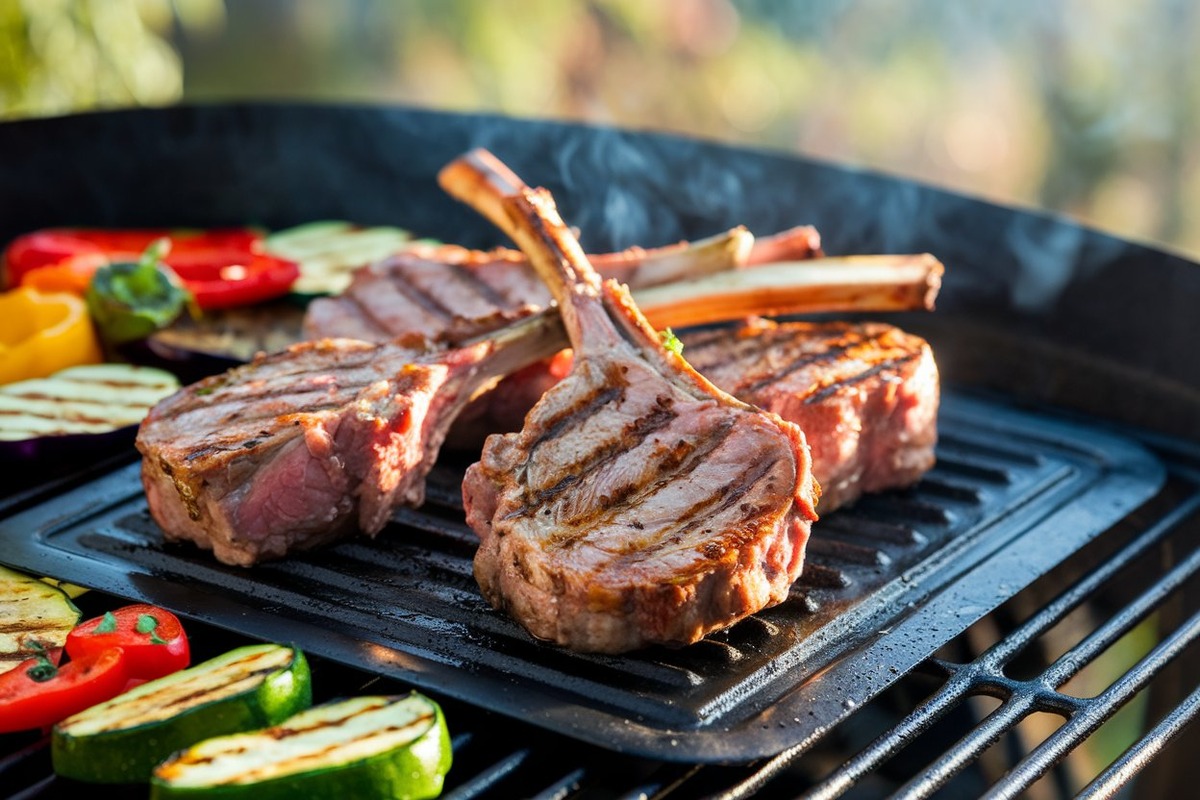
[65,604,190,683]
[0,646,129,733]
[3,228,296,310]
[162,248,299,310]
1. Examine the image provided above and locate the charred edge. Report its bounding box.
[740,329,887,394]
[802,352,922,405]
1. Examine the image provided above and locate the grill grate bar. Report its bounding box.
[979,492,1200,668]
[787,488,1200,800]
[441,748,532,800]
[1076,682,1200,800]
[984,607,1200,800]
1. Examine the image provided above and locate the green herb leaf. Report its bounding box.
[94,611,118,634]
[659,328,684,356]
[24,641,58,683]
[135,613,169,644]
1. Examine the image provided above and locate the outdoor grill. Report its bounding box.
[0,104,1197,798]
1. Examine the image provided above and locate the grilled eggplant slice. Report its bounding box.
[0,565,81,676]
[150,693,452,800]
[52,643,311,784]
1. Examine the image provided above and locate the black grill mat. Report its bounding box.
[0,392,1164,762]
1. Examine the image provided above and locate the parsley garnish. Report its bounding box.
[94,611,118,633]
[659,328,684,356]
[137,613,168,644]
[24,641,58,683]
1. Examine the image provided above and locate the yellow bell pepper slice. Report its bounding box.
[0,287,103,386]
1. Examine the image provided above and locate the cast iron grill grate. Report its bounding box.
[1,394,1191,799]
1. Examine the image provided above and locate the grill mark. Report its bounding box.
[0,620,69,633]
[164,350,383,415]
[802,352,922,404]
[441,262,514,308]
[741,330,885,394]
[79,652,295,734]
[236,717,434,781]
[682,327,786,366]
[666,454,779,540]
[386,271,460,320]
[341,290,405,339]
[530,402,681,522]
[170,701,432,777]
[525,383,626,456]
[166,357,391,419]
[546,416,737,545]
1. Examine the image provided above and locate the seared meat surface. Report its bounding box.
[303,226,828,448]
[444,150,820,653]
[302,228,766,342]
[681,318,939,512]
[137,315,565,567]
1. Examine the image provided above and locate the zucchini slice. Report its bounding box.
[263,220,426,296]
[52,643,311,784]
[150,693,452,800]
[0,565,82,675]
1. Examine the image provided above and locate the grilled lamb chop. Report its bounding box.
[681,318,939,512]
[301,227,756,343]
[441,149,821,653]
[136,313,565,567]
[136,231,933,568]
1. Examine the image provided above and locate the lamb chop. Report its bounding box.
[440,149,821,653]
[136,313,566,567]
[680,318,939,512]
[136,231,937,569]
[304,226,942,452]
[300,224,830,343]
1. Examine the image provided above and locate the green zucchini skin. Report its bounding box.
[51,643,312,784]
[149,693,452,800]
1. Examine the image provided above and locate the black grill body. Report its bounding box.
[0,104,1197,797]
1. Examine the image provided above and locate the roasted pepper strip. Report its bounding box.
[6,227,297,309]
[4,227,263,290]
[0,287,103,385]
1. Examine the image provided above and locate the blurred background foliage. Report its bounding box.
[2,0,1198,260]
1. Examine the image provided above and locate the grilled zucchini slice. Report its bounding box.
[264,220,428,296]
[0,565,81,675]
[150,693,452,800]
[52,643,311,784]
